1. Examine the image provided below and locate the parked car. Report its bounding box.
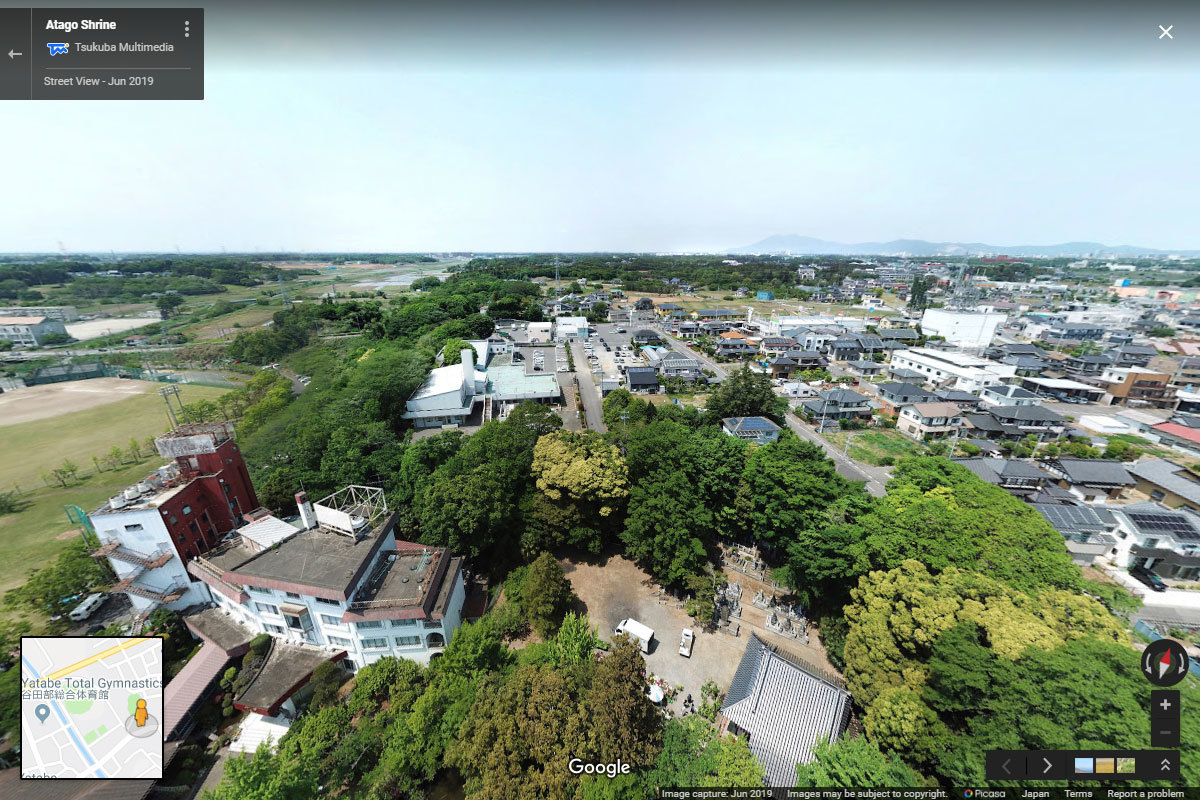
[678,628,694,658]
[1131,565,1168,592]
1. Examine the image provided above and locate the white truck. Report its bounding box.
[614,618,654,654]
[69,593,106,623]
[679,628,695,658]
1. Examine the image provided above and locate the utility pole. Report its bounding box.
[278,274,289,305]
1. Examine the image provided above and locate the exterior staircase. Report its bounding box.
[92,541,173,569]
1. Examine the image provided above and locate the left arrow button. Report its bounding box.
[8,49,22,59]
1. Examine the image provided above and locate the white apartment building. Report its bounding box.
[919,309,1006,348]
[890,347,1016,392]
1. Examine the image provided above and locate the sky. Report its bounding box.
[1,0,1198,253]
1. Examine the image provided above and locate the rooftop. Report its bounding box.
[720,634,850,788]
[234,641,344,716]
[909,401,964,418]
[488,364,560,400]
[1152,422,1200,445]
[1130,459,1200,504]
[723,416,783,433]
[215,518,393,598]
[1120,502,1200,543]
[1046,458,1135,487]
[0,315,50,324]
[408,362,469,402]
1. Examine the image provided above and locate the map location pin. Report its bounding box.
[35,704,50,723]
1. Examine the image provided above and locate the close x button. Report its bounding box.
[985,750,1026,780]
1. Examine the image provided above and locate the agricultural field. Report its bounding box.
[822,429,928,466]
[0,379,231,590]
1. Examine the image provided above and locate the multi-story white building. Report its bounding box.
[188,486,468,670]
[890,347,1015,393]
[88,422,261,616]
[0,315,69,346]
[919,309,1006,348]
[555,316,590,339]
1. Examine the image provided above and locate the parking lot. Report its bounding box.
[564,555,746,714]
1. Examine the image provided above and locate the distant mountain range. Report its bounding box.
[730,234,1200,258]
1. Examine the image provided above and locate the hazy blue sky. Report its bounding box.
[2,1,1197,252]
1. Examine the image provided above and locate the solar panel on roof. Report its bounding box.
[1129,512,1200,541]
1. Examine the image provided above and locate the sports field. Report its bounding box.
[0,379,231,591]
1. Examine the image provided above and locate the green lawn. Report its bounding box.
[0,383,231,592]
[823,429,927,465]
[0,382,229,491]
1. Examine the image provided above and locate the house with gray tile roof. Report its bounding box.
[1129,459,1200,511]
[719,634,851,788]
[1041,458,1135,503]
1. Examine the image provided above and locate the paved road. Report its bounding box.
[783,413,889,497]
[569,341,606,432]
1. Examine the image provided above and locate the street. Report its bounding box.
[783,413,889,497]
[569,340,606,431]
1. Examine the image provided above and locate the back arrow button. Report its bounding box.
[8,50,22,60]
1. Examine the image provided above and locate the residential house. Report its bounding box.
[979,384,1042,407]
[693,308,741,321]
[1112,502,1200,581]
[897,401,967,441]
[1033,503,1120,566]
[699,320,735,335]
[722,416,783,444]
[655,302,683,316]
[800,388,872,424]
[1129,459,1200,512]
[674,321,700,339]
[715,340,759,359]
[767,356,800,380]
[999,354,1051,376]
[1040,321,1106,343]
[845,359,885,378]
[718,635,852,788]
[964,404,1066,442]
[660,351,702,381]
[878,328,920,344]
[632,329,663,345]
[1111,343,1159,368]
[759,337,797,357]
[874,381,941,414]
[1064,353,1114,376]
[936,388,984,412]
[1150,422,1200,457]
[624,366,659,392]
[952,457,1053,498]
[1041,458,1135,503]
[888,367,928,385]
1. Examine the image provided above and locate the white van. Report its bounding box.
[69,593,106,623]
[614,618,654,654]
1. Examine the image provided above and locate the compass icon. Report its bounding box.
[1142,639,1190,687]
